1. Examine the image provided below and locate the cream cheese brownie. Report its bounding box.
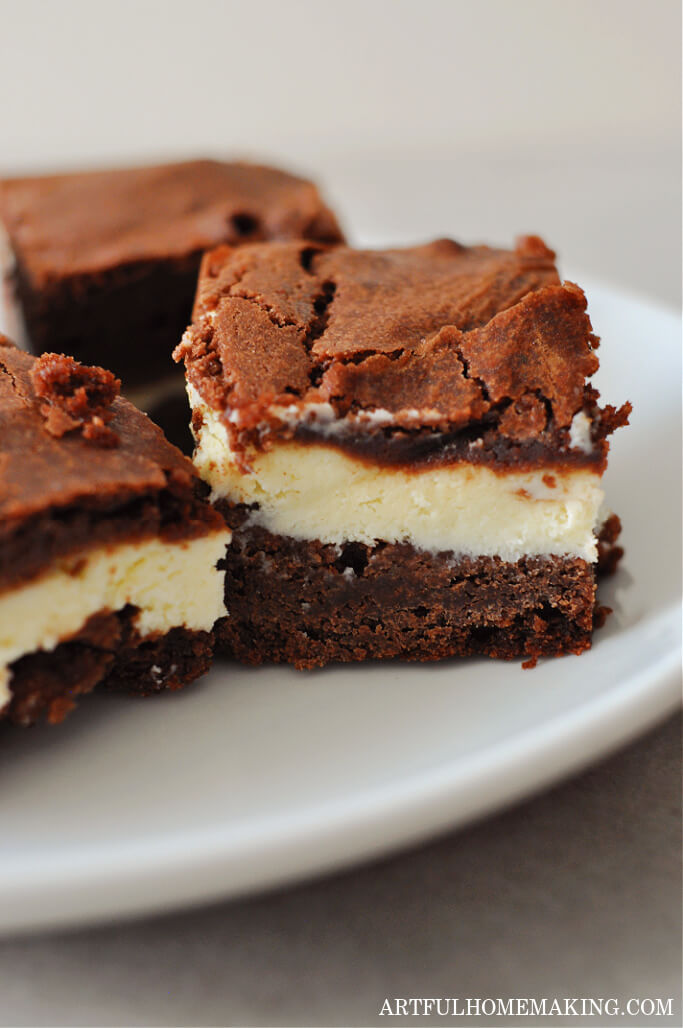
[0,338,230,726]
[0,159,344,449]
[174,237,631,668]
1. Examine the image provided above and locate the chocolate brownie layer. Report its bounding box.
[0,159,344,385]
[176,237,629,468]
[0,338,223,593]
[215,503,620,669]
[291,393,628,472]
[6,607,213,727]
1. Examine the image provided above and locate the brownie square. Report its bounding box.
[0,337,230,726]
[174,237,630,668]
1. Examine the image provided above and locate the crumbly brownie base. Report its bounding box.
[4,606,213,727]
[215,504,618,669]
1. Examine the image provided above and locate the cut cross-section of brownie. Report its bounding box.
[174,237,631,669]
[0,337,230,726]
[0,158,344,449]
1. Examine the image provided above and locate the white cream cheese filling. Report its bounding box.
[568,410,594,453]
[0,529,230,712]
[188,387,605,566]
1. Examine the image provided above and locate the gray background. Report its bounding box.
[0,1,680,1025]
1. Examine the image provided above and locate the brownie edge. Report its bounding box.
[0,159,345,386]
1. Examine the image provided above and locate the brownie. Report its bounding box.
[175,237,630,669]
[0,337,230,725]
[0,158,344,448]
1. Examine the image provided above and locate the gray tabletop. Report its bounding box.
[0,714,679,1027]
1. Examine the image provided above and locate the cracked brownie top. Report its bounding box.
[0,160,344,281]
[174,238,630,470]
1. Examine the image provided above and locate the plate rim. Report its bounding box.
[0,281,680,935]
[2,620,679,935]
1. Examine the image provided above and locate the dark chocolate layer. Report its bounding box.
[215,503,620,669]
[4,606,214,727]
[0,339,223,593]
[290,412,615,472]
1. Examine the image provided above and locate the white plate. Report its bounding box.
[0,280,680,935]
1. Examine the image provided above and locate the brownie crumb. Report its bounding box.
[592,604,612,630]
[596,513,624,576]
[30,353,121,446]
